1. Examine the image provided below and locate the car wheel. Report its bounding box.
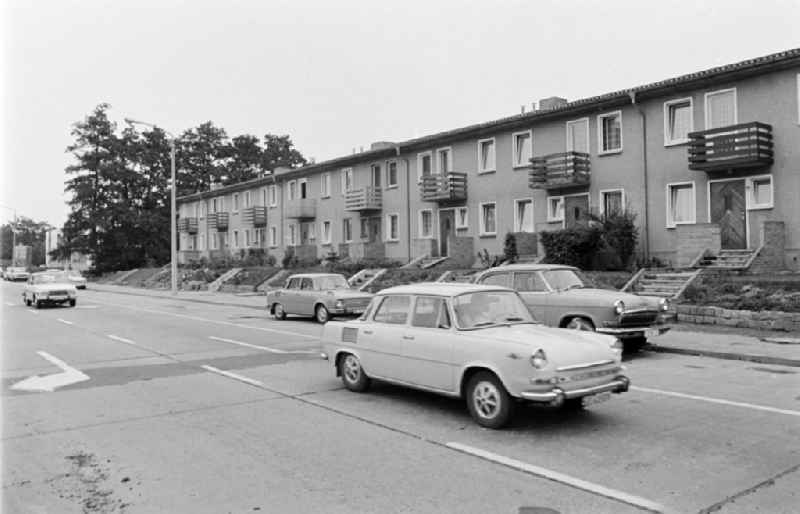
[69,299,77,307]
[34,295,42,309]
[565,316,595,331]
[24,297,31,307]
[273,303,286,320]
[466,372,513,429]
[315,304,330,324]
[339,353,370,392]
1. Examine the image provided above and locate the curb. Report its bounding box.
[89,286,266,312]
[644,343,800,368]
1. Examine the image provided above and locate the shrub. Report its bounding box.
[540,226,603,269]
[503,233,518,263]
[281,247,297,268]
[592,208,638,269]
[477,248,503,268]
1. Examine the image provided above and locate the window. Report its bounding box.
[514,272,548,292]
[566,118,590,153]
[480,272,510,288]
[258,228,266,246]
[412,297,450,329]
[749,176,773,209]
[600,189,624,217]
[299,179,308,199]
[547,196,565,222]
[360,218,369,239]
[512,130,532,168]
[705,89,737,129]
[245,230,250,247]
[289,225,297,245]
[343,218,352,242]
[514,199,534,232]
[477,138,496,173]
[199,234,205,250]
[598,111,622,154]
[436,147,452,174]
[386,214,399,241]
[268,185,277,206]
[286,277,301,289]
[233,230,240,248]
[417,152,432,183]
[479,202,496,236]
[321,173,331,198]
[373,295,411,324]
[664,98,693,145]
[244,191,251,208]
[233,194,240,212]
[456,207,468,229]
[387,161,398,188]
[419,210,433,238]
[321,221,331,244]
[666,182,696,227]
[269,226,277,247]
[288,180,297,201]
[371,164,382,188]
[210,234,218,250]
[340,168,354,194]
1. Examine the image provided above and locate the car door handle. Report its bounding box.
[403,335,415,340]
[363,330,373,335]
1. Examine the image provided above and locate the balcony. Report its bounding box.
[420,172,467,203]
[285,198,317,220]
[529,152,591,190]
[688,122,774,172]
[178,217,198,234]
[207,212,229,231]
[345,187,382,212]
[242,206,267,227]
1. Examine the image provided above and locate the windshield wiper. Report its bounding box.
[504,317,526,322]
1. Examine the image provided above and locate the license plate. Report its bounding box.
[645,328,659,338]
[582,391,612,407]
[351,309,364,314]
[50,296,67,301]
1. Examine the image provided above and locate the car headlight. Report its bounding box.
[610,338,623,353]
[530,349,548,369]
[335,300,344,309]
[659,297,671,312]
[613,300,625,315]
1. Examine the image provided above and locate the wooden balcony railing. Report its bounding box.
[688,122,773,171]
[207,212,229,231]
[420,172,467,203]
[285,198,317,220]
[178,217,198,234]
[242,206,267,227]
[345,187,382,212]
[529,152,591,190]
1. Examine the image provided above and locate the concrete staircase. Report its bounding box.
[622,268,701,299]
[436,269,477,283]
[348,268,387,291]
[208,267,242,292]
[696,249,759,271]
[420,257,448,269]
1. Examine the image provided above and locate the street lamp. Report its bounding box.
[124,118,178,295]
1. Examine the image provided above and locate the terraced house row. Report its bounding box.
[177,48,800,271]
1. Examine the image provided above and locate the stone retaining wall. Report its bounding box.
[677,304,800,332]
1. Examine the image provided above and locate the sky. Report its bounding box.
[1,0,798,227]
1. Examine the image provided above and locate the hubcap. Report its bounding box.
[317,307,328,322]
[275,304,284,317]
[568,318,592,331]
[343,356,360,383]
[473,381,500,419]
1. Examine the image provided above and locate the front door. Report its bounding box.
[439,210,455,257]
[564,195,590,228]
[300,222,312,245]
[710,180,747,249]
[368,216,381,243]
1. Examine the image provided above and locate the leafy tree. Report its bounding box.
[503,232,518,263]
[227,134,264,185]
[262,134,307,171]
[1,217,51,265]
[177,122,231,195]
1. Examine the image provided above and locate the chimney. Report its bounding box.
[370,141,395,151]
[531,101,537,111]
[359,146,364,153]
[520,105,526,115]
[538,97,568,111]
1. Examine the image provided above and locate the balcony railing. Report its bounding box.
[420,172,467,203]
[285,198,317,220]
[529,152,591,190]
[178,217,198,234]
[207,212,229,231]
[345,187,382,212]
[688,122,774,171]
[242,206,267,227]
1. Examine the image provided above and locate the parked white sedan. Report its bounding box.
[23,272,78,308]
[321,283,629,428]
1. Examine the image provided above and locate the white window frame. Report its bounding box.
[343,218,353,243]
[455,206,469,229]
[418,209,434,239]
[321,221,332,245]
[597,110,623,155]
[233,193,240,213]
[566,118,590,153]
[435,147,453,174]
[547,196,565,223]
[477,138,496,174]
[269,226,277,248]
[341,168,353,195]
[747,175,774,210]
[287,180,297,201]
[599,188,626,217]
[666,181,696,228]
[268,185,277,207]
[321,172,331,198]
[244,191,251,208]
[663,97,694,146]
[513,198,535,233]
[704,88,738,130]
[417,151,433,183]
[478,202,497,236]
[210,234,218,250]
[386,213,400,242]
[512,130,533,168]
[386,160,398,189]
[288,224,297,246]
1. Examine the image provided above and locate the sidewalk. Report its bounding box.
[87,283,800,367]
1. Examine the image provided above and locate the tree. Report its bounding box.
[227,134,264,185]
[177,122,230,195]
[503,232,519,263]
[262,134,307,171]
[1,217,50,265]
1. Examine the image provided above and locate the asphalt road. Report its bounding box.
[1,281,799,514]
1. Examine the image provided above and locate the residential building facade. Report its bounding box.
[177,49,800,271]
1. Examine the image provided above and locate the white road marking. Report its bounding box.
[5,302,16,306]
[27,310,39,315]
[631,386,800,418]
[11,351,90,392]
[201,365,264,387]
[446,442,669,513]
[107,334,137,346]
[76,305,99,309]
[56,318,74,325]
[208,336,317,354]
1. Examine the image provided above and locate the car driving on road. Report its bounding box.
[267,273,374,323]
[321,283,629,429]
[22,271,78,308]
[5,267,30,281]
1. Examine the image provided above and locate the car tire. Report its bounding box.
[339,353,370,392]
[315,304,330,324]
[465,371,514,429]
[624,336,647,353]
[563,398,586,411]
[565,316,595,331]
[25,297,31,307]
[272,303,286,320]
[34,295,42,309]
[69,299,77,307]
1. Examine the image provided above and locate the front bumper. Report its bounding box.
[519,376,630,405]
[597,326,670,338]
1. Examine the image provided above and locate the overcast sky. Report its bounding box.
[2,0,798,227]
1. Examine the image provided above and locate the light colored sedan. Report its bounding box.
[67,270,87,289]
[267,273,374,323]
[321,283,629,429]
[23,272,78,308]
[5,267,30,281]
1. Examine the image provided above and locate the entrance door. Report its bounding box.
[710,180,747,249]
[439,210,455,257]
[564,195,589,228]
[300,222,312,245]
[368,217,381,243]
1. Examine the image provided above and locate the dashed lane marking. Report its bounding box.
[201,365,265,387]
[76,305,99,309]
[5,302,16,306]
[56,318,74,326]
[208,336,318,354]
[631,386,800,418]
[107,334,137,346]
[27,310,39,315]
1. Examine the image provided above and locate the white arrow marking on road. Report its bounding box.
[11,351,90,392]
[56,318,74,325]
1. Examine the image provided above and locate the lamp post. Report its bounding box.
[125,118,178,295]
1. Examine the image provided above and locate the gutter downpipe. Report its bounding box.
[629,91,650,262]
[397,145,412,263]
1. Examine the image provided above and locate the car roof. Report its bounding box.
[288,273,345,279]
[377,282,513,297]
[477,263,578,272]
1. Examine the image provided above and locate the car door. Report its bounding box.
[296,277,316,316]
[279,277,301,314]
[512,271,551,323]
[360,294,410,380]
[402,296,455,392]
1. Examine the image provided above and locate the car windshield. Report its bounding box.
[315,275,350,290]
[33,272,68,284]
[452,291,536,329]
[542,269,588,291]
